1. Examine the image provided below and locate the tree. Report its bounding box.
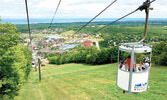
[0,18,32,99]
[152,42,167,66]
[0,20,20,56]
[0,46,31,98]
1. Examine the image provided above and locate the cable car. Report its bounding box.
[117,43,152,93]
[116,0,154,94]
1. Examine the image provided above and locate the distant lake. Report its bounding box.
[1,18,167,24]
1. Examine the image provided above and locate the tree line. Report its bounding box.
[0,19,32,99]
[47,46,118,65]
[46,42,167,66]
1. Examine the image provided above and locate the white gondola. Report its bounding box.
[117,43,152,93]
[116,0,154,93]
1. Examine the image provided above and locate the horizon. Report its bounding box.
[0,0,167,19]
[1,18,167,24]
[1,17,167,19]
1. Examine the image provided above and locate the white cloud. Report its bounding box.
[0,0,166,19]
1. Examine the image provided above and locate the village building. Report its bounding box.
[82,40,93,47]
[38,48,66,54]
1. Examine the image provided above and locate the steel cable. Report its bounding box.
[74,0,117,34]
[94,0,156,33]
[25,0,31,46]
[49,0,62,28]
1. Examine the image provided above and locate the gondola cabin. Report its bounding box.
[117,43,152,93]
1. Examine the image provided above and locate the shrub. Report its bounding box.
[152,42,167,66]
[158,52,167,66]
[0,46,32,99]
[48,56,57,64]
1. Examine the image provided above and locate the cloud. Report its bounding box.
[0,0,166,19]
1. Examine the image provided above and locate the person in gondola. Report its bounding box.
[141,61,150,71]
[119,60,126,71]
[119,61,124,68]
[141,56,150,71]
[124,55,135,72]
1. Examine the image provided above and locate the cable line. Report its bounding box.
[95,9,138,33]
[95,0,156,33]
[25,0,31,46]
[74,0,117,34]
[49,0,62,28]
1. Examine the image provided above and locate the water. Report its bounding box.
[1,18,166,24]
[59,44,79,50]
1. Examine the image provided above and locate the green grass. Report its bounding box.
[14,63,167,100]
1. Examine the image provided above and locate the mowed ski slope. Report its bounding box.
[14,63,167,100]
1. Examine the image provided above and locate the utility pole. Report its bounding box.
[38,57,41,81]
[35,62,37,71]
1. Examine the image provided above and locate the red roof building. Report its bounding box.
[82,40,93,47]
[73,49,77,51]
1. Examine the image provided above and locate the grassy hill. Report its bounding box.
[14,63,167,100]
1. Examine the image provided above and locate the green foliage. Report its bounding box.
[0,46,32,99]
[158,52,167,66]
[152,42,167,66]
[48,46,118,65]
[86,47,99,64]
[21,46,32,78]
[16,21,167,45]
[0,19,32,99]
[45,53,57,58]
[0,22,20,56]
[108,46,118,63]
[99,40,109,48]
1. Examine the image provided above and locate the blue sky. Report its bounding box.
[0,0,166,19]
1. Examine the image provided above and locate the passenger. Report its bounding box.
[119,61,124,68]
[138,61,144,71]
[143,56,149,63]
[124,55,135,72]
[119,61,127,71]
[142,61,150,71]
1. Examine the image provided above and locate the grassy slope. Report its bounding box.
[14,63,167,100]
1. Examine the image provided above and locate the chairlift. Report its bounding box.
[116,0,153,94]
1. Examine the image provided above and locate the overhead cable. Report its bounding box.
[95,0,156,33]
[49,0,62,28]
[74,0,117,34]
[25,0,31,46]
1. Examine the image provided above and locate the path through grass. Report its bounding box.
[14,63,167,100]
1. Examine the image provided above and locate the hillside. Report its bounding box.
[14,63,167,100]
